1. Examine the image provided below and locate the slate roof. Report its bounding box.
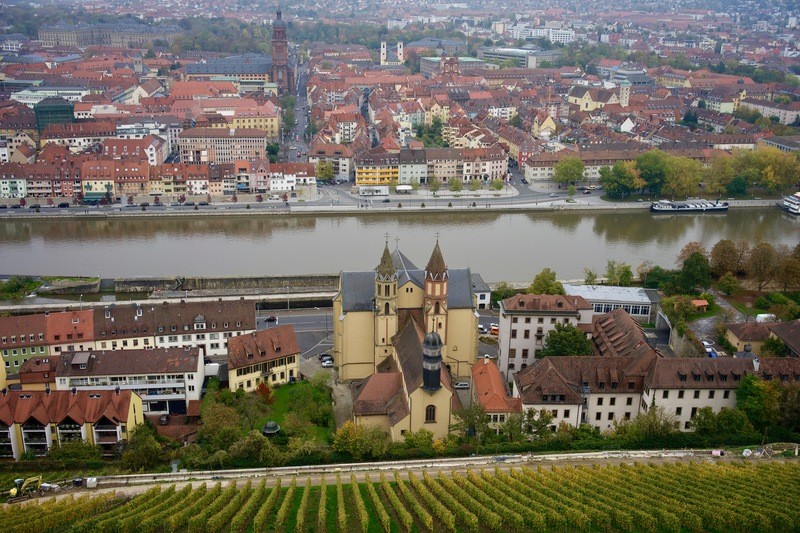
[591,309,659,358]
[56,347,200,377]
[645,357,753,390]
[769,320,800,356]
[726,321,775,342]
[185,54,272,75]
[352,372,409,425]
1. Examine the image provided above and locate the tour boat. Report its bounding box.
[650,199,729,213]
[777,192,800,216]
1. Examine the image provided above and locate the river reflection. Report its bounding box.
[0,210,796,282]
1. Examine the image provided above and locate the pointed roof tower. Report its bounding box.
[425,240,448,281]
[376,241,397,282]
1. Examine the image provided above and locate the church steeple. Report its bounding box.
[374,239,398,364]
[425,240,448,282]
[424,239,448,339]
[376,241,396,282]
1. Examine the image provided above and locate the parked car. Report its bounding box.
[549,193,558,198]
[159,414,170,425]
[702,340,713,347]
[583,190,592,194]
[0,205,6,209]
[454,382,470,390]
[520,178,529,184]
[321,359,334,368]
[29,204,40,209]
[477,324,487,334]
[265,315,278,322]
[57,203,70,208]
[198,202,209,206]
[140,202,149,207]
[318,352,332,361]
[184,202,195,207]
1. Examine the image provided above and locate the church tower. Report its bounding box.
[270,10,294,94]
[422,331,443,393]
[619,79,631,108]
[374,241,398,366]
[424,240,448,341]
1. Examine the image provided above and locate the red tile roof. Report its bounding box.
[472,358,521,413]
[0,389,135,426]
[227,325,299,370]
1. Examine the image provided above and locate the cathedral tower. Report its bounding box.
[374,241,398,366]
[424,240,448,340]
[270,10,294,94]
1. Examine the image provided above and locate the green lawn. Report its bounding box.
[256,381,333,445]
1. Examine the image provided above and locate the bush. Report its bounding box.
[420,202,425,208]
[48,440,102,461]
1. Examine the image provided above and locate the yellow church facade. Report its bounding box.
[333,241,480,441]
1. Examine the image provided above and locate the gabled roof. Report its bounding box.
[591,309,659,359]
[0,389,135,426]
[227,325,299,370]
[473,358,521,413]
[352,372,409,425]
[769,320,800,355]
[726,321,775,342]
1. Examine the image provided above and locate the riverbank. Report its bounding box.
[0,197,779,219]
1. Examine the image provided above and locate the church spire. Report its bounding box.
[376,239,396,281]
[425,239,447,281]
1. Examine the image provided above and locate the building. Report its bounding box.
[355,151,399,186]
[270,11,294,94]
[406,38,468,56]
[33,97,74,133]
[380,42,405,66]
[185,54,272,93]
[0,388,143,459]
[53,348,203,415]
[477,46,561,68]
[472,357,521,433]
[38,22,181,48]
[178,128,269,163]
[497,294,593,377]
[725,322,775,356]
[11,87,90,107]
[563,284,661,324]
[308,143,356,181]
[0,314,49,372]
[226,325,300,392]
[334,241,479,383]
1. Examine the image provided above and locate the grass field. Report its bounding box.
[3,460,799,532]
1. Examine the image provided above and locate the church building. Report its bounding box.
[333,241,480,440]
[270,10,294,94]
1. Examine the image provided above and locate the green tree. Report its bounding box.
[704,152,735,196]
[680,252,712,292]
[200,402,242,451]
[604,260,633,287]
[762,337,789,358]
[468,178,481,191]
[538,323,594,357]
[47,439,102,461]
[316,160,334,182]
[747,242,778,292]
[677,241,708,266]
[775,244,800,292]
[718,272,740,295]
[553,156,585,186]
[403,428,435,453]
[489,178,504,191]
[583,268,598,285]
[635,149,671,195]
[528,268,565,295]
[663,155,703,199]
[451,403,490,443]
[598,161,643,199]
[508,114,523,128]
[448,177,463,192]
[737,374,781,432]
[428,177,441,194]
[332,421,390,460]
[122,423,162,471]
[523,408,554,436]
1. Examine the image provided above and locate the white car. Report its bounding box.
[490,323,499,329]
[702,340,713,347]
[477,325,487,334]
[454,382,470,390]
[321,359,334,368]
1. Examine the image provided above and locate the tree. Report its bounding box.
[663,155,703,199]
[428,177,441,194]
[583,268,598,285]
[737,374,781,432]
[508,114,523,129]
[523,408,554,437]
[469,179,481,191]
[19,197,26,208]
[255,382,273,404]
[316,160,334,182]
[528,268,565,295]
[448,177,463,192]
[127,195,134,205]
[677,241,708,265]
[200,402,242,451]
[332,421,390,460]
[747,242,778,292]
[635,149,670,195]
[718,272,740,295]
[537,323,594,357]
[775,244,800,292]
[553,156,585,186]
[403,428,435,453]
[762,337,789,358]
[680,253,712,292]
[598,161,643,199]
[704,152,735,196]
[489,178,504,191]
[231,193,238,204]
[604,260,633,287]
[451,403,490,443]
[178,194,186,204]
[122,423,162,471]
[710,239,740,277]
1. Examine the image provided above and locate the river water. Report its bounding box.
[0,209,797,283]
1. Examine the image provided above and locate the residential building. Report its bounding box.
[0,388,143,459]
[10,87,91,107]
[497,294,593,377]
[0,314,49,372]
[768,320,800,358]
[355,151,399,186]
[472,357,521,433]
[725,322,775,356]
[739,98,800,125]
[308,143,355,181]
[227,325,300,391]
[53,348,203,415]
[38,22,181,48]
[178,128,269,163]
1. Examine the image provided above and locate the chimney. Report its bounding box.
[1,389,6,396]
[115,386,120,396]
[744,343,752,353]
[45,386,51,396]
[753,356,760,373]
[71,387,77,396]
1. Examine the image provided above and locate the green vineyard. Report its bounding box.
[3,461,800,532]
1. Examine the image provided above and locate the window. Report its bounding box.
[708,390,715,399]
[690,407,698,418]
[511,330,517,339]
[678,390,685,399]
[597,397,603,406]
[624,412,631,420]
[425,405,436,423]
[626,397,632,406]
[551,409,558,417]
[675,407,682,416]
[595,412,601,421]
[523,330,530,339]
[609,397,616,406]
[538,318,544,324]
[521,349,529,359]
[512,317,517,323]
[628,381,635,390]
[662,390,669,399]
[723,390,730,399]
[608,412,614,420]
[509,349,516,359]
[693,390,700,399]
[188,385,195,392]
[563,410,570,418]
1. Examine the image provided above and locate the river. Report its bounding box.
[0,209,797,283]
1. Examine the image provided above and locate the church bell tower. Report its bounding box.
[270,9,294,94]
[374,241,398,367]
[424,240,448,341]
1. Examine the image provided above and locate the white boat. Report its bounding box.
[650,199,729,213]
[778,192,800,216]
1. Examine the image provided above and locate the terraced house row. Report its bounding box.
[0,299,257,370]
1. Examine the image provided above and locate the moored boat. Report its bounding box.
[650,199,729,213]
[777,192,800,216]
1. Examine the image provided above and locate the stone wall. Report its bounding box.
[114,274,339,293]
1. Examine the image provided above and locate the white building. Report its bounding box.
[54,348,204,415]
[497,294,593,377]
[563,284,661,324]
[10,87,90,107]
